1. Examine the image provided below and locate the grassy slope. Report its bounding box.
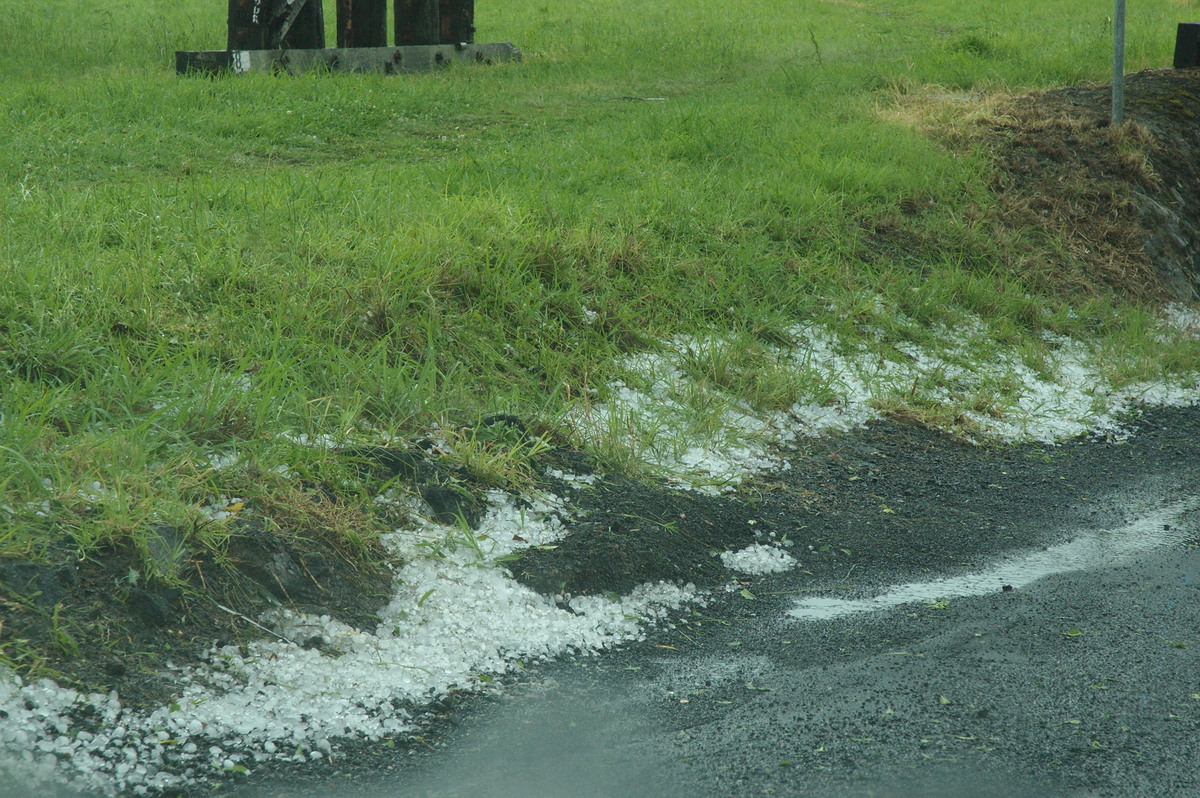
[0,0,1194,573]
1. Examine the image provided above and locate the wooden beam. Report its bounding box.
[279,0,325,49]
[178,42,520,76]
[227,0,325,50]
[395,0,440,46]
[228,0,271,50]
[337,0,389,48]
[1174,22,1200,68]
[440,0,474,44]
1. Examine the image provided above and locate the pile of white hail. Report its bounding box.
[2,306,1198,795]
[720,543,799,575]
[0,491,698,795]
[572,305,1200,491]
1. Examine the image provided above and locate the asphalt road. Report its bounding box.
[249,476,1200,798]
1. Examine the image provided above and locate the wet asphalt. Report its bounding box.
[249,476,1200,798]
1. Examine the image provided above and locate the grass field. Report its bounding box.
[1,0,1197,581]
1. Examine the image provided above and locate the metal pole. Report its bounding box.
[1112,0,1126,125]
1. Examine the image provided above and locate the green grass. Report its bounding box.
[1,0,1198,577]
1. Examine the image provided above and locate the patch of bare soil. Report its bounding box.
[989,68,1200,302]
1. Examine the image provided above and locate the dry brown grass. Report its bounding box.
[876,81,1176,305]
[875,84,1017,147]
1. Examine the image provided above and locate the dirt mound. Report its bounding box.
[990,68,1200,303]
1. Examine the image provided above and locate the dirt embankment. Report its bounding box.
[990,68,1200,303]
[2,70,1199,718]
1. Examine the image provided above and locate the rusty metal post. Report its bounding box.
[440,0,475,44]
[337,0,389,48]
[396,0,440,45]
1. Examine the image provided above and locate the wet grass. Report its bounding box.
[1,0,1198,591]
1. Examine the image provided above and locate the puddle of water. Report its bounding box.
[789,499,1196,621]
